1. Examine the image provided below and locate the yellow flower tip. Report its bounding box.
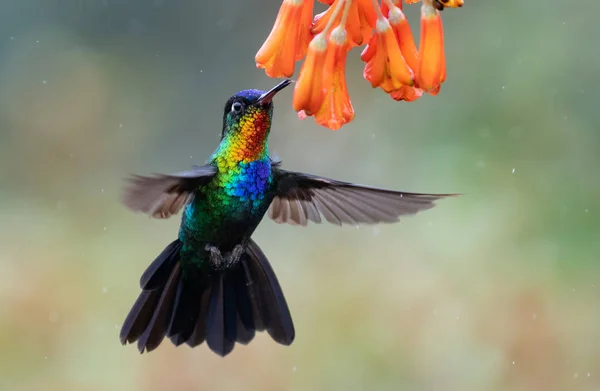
[255,0,314,78]
[436,0,464,8]
[403,0,421,4]
[415,1,445,92]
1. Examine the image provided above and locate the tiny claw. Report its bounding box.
[225,244,245,268]
[205,244,225,268]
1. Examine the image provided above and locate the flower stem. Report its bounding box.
[382,0,398,9]
[340,0,353,28]
[371,0,384,20]
[322,0,347,36]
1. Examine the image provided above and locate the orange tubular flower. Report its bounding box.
[416,0,445,93]
[292,34,329,115]
[255,0,464,130]
[362,17,414,92]
[312,27,354,130]
[385,0,423,101]
[255,0,314,78]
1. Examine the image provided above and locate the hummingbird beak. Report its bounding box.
[257,79,292,104]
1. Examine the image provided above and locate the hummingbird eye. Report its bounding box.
[231,101,244,115]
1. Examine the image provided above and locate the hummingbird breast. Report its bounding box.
[179,157,274,249]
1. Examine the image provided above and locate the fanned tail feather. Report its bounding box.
[119,238,295,357]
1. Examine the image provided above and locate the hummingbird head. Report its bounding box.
[216,79,291,162]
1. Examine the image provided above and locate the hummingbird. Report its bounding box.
[120,79,455,357]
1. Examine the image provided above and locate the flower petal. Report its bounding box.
[416,1,445,92]
[314,29,355,130]
[363,18,414,91]
[380,19,414,89]
[255,0,314,78]
[390,86,423,102]
[357,0,377,44]
[293,34,329,114]
[388,5,418,72]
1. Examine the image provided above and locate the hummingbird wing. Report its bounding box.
[123,164,217,219]
[268,169,457,226]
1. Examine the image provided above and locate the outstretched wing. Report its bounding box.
[123,164,217,219]
[268,169,457,226]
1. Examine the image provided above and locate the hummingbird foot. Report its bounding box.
[205,244,225,269]
[224,244,245,268]
[205,243,245,270]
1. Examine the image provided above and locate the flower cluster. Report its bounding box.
[255,0,463,130]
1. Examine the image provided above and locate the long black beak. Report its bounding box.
[257,79,292,104]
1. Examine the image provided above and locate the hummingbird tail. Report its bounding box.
[119,238,295,357]
[201,238,295,356]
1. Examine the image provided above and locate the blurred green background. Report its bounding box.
[1,1,599,390]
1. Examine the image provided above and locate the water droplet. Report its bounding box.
[119,124,123,128]
[292,366,297,373]
[532,313,537,320]
[574,372,578,379]
[102,287,108,293]
[36,40,39,43]
[44,356,48,360]
[512,168,515,174]
[100,188,104,193]
[42,80,47,84]
[10,36,14,40]
[501,85,506,90]
[103,227,107,231]
[512,361,515,365]
[588,372,591,377]
[585,209,589,213]
[200,69,203,73]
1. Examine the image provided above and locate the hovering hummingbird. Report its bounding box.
[120,79,455,357]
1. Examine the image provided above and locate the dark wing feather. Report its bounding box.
[268,169,458,226]
[122,164,217,219]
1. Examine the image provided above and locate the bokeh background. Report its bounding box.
[1,0,599,390]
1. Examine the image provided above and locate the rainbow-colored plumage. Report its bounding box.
[179,89,276,260]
